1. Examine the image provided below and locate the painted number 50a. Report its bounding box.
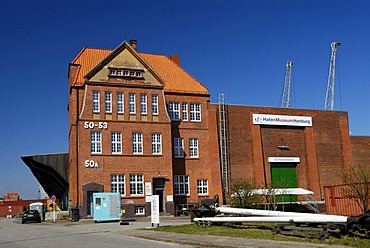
[85,160,99,168]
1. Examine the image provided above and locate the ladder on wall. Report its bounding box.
[218,93,230,195]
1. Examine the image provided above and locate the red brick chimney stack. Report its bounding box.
[170,54,180,66]
[130,40,137,51]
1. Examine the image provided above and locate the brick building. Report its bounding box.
[220,105,354,201]
[67,40,222,217]
[22,39,370,218]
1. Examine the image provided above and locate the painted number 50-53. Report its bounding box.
[85,160,99,168]
[84,121,108,129]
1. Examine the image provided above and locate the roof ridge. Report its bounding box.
[71,47,113,64]
[71,47,87,64]
[85,47,113,51]
[162,55,209,92]
[138,52,167,56]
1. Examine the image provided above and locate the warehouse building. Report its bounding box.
[22,39,370,218]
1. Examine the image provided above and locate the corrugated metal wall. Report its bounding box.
[324,185,369,216]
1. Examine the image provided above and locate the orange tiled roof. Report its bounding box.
[71,48,111,87]
[70,47,209,95]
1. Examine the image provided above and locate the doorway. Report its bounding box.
[153,178,165,212]
[154,188,164,212]
[270,163,298,202]
[87,191,98,216]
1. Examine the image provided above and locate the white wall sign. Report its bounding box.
[151,195,160,226]
[145,182,152,196]
[268,157,300,163]
[253,114,312,127]
[166,195,173,202]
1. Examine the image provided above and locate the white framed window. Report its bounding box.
[168,102,180,120]
[182,103,188,121]
[140,94,147,114]
[90,131,102,154]
[129,93,136,114]
[130,174,144,195]
[117,92,124,113]
[93,91,100,113]
[190,103,201,121]
[174,138,184,158]
[109,69,115,75]
[174,175,189,195]
[152,133,162,155]
[111,132,122,154]
[136,71,142,77]
[152,94,158,115]
[132,132,143,154]
[197,179,208,195]
[111,174,125,196]
[124,70,129,76]
[134,206,145,215]
[189,138,199,158]
[130,71,135,77]
[117,70,123,76]
[105,92,112,113]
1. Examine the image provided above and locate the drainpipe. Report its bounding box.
[76,87,79,208]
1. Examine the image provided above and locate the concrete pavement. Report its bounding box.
[15,216,347,247]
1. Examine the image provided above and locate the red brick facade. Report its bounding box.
[68,41,220,218]
[67,39,368,218]
[220,105,353,201]
[351,136,370,166]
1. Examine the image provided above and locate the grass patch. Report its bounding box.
[153,223,370,247]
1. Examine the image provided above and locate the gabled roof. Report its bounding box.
[70,47,111,87]
[70,42,209,95]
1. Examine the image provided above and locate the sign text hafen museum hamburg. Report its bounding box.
[253,114,312,127]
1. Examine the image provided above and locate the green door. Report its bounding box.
[271,163,298,202]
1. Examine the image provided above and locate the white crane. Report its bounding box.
[324,42,341,110]
[281,61,293,108]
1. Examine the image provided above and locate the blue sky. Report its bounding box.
[1,0,369,199]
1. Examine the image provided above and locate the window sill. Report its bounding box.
[122,195,145,198]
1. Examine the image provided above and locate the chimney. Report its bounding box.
[130,40,137,51]
[170,54,180,66]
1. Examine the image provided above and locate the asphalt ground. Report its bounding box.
[14,216,347,248]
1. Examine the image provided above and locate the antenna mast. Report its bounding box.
[281,61,293,108]
[324,42,341,110]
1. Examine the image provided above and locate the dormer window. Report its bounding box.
[108,67,144,79]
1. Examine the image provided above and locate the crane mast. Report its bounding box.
[324,42,341,110]
[281,61,293,108]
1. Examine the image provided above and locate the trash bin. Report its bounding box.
[70,208,79,222]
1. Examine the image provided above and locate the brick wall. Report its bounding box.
[68,71,218,217]
[222,105,351,201]
[351,136,370,166]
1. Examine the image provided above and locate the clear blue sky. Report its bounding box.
[1,0,369,199]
